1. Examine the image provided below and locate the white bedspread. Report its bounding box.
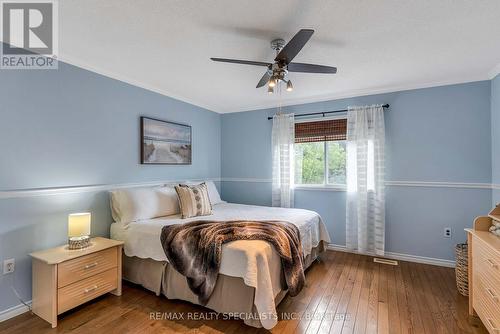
[110,202,330,329]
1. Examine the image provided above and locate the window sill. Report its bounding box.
[293,185,347,192]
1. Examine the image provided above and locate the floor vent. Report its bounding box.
[374,258,398,266]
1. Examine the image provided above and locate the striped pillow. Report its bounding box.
[175,183,213,218]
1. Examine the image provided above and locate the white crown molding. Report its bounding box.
[326,244,455,268]
[0,178,221,200]
[0,301,31,323]
[231,75,489,113]
[57,53,221,114]
[57,54,498,114]
[492,184,500,190]
[489,63,500,79]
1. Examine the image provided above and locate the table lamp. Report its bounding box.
[68,212,91,249]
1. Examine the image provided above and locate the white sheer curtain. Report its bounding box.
[272,113,295,208]
[346,105,385,255]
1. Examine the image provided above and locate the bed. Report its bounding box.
[109,186,330,329]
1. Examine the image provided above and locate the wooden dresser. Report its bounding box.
[466,209,500,334]
[30,237,123,328]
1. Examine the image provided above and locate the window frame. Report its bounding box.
[293,115,348,191]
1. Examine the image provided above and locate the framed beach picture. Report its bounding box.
[140,117,192,164]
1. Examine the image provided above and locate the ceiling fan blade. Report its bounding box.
[210,58,271,67]
[287,62,337,74]
[256,71,271,88]
[275,29,314,65]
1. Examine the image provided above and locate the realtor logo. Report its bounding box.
[1,0,58,69]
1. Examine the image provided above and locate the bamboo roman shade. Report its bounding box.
[295,118,347,143]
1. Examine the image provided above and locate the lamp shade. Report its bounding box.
[68,213,91,237]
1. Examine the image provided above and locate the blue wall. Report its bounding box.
[0,60,221,312]
[221,81,493,260]
[492,74,500,205]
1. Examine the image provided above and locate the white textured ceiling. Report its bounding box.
[56,0,500,113]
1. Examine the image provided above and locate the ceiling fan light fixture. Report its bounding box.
[210,29,337,95]
[268,77,276,88]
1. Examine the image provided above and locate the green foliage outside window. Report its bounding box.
[327,141,346,184]
[295,142,324,184]
[295,141,346,185]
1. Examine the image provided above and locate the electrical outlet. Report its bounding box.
[444,227,452,238]
[3,258,15,274]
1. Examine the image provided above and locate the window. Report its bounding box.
[294,118,347,186]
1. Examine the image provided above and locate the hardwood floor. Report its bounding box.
[0,251,487,334]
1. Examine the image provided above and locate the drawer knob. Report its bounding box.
[84,285,98,293]
[84,262,98,269]
[486,318,499,332]
[487,288,499,301]
[486,259,498,268]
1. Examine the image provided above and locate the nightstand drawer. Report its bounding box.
[58,247,117,288]
[30,238,123,328]
[58,267,118,314]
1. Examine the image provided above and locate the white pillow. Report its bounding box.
[109,186,180,224]
[186,180,223,205]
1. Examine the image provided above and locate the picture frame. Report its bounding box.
[140,116,192,165]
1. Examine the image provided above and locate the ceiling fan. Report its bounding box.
[210,29,337,94]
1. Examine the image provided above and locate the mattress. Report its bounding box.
[110,202,331,329]
[111,202,330,262]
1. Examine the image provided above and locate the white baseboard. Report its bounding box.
[0,301,31,323]
[326,244,455,268]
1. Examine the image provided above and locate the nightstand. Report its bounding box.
[30,237,124,328]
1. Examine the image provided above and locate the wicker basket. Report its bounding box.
[455,243,469,296]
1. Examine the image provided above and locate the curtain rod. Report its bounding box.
[267,104,390,120]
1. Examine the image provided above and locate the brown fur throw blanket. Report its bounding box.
[160,220,305,305]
